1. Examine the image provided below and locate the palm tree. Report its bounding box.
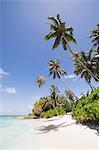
[48,59,77,100]
[74,49,96,91]
[42,96,59,116]
[50,85,60,107]
[35,77,59,116]
[35,76,46,87]
[90,24,99,79]
[45,14,77,50]
[90,24,99,52]
[65,90,75,103]
[45,14,99,81]
[93,52,99,80]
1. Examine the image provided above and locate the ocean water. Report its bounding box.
[0,115,44,150]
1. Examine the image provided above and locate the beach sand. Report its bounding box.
[1,114,99,150]
[16,115,99,150]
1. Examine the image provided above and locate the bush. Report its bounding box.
[41,107,66,118]
[72,88,99,123]
[32,99,46,117]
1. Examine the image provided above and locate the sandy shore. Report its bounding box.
[18,114,99,150]
[1,114,99,150]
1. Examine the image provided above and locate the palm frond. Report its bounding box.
[45,31,57,40]
[50,24,57,31]
[62,37,67,50]
[48,16,59,26]
[65,33,77,44]
[88,49,93,60]
[52,34,61,49]
[56,14,61,24]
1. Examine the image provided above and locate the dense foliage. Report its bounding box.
[41,107,66,118]
[72,88,99,123]
[32,96,72,118]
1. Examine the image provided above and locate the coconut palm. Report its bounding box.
[74,49,96,91]
[45,14,77,50]
[65,90,75,103]
[90,24,99,51]
[43,96,59,116]
[35,76,59,116]
[49,59,67,79]
[35,76,46,87]
[45,14,99,81]
[50,85,60,107]
[92,50,99,80]
[48,59,77,100]
[90,24,99,79]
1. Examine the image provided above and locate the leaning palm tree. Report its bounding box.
[48,59,77,100]
[50,85,60,107]
[74,49,96,91]
[35,76,46,87]
[45,14,99,81]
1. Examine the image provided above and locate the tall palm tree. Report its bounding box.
[45,14,99,81]
[35,76,46,87]
[50,85,60,107]
[93,52,99,80]
[90,24,99,52]
[73,49,96,91]
[45,14,77,50]
[90,24,99,79]
[48,59,77,100]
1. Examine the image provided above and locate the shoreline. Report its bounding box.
[1,114,99,150]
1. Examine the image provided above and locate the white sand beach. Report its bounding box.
[0,114,99,150]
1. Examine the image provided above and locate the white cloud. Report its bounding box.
[0,87,17,94]
[0,68,10,79]
[64,74,76,79]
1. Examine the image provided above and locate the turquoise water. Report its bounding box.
[0,116,44,150]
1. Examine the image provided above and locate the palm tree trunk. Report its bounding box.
[88,82,95,91]
[60,75,77,101]
[67,43,99,81]
[90,82,96,90]
[43,99,59,116]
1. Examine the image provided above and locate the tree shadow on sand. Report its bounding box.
[84,122,99,136]
[37,122,75,134]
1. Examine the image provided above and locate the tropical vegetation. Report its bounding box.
[32,95,72,118]
[72,87,99,123]
[29,14,99,125]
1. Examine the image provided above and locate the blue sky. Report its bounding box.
[0,0,99,115]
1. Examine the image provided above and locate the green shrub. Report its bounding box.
[72,88,99,123]
[41,107,66,118]
[56,107,66,115]
[63,100,72,112]
[32,98,47,117]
